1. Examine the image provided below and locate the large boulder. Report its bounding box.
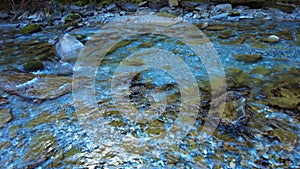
[55,34,84,63]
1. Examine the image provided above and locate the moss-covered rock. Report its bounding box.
[19,24,42,35]
[233,54,262,63]
[64,13,82,23]
[229,11,241,16]
[23,60,44,72]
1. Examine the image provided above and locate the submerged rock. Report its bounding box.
[0,72,72,101]
[0,108,12,128]
[233,54,262,63]
[55,34,84,63]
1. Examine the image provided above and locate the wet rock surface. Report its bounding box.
[55,34,84,63]
[0,72,72,101]
[233,54,263,63]
[0,2,299,168]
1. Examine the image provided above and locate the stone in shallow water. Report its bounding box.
[0,72,72,101]
[233,54,262,63]
[55,34,84,63]
[0,108,12,128]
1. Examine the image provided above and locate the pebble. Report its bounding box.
[262,35,280,43]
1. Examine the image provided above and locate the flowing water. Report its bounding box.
[0,16,299,168]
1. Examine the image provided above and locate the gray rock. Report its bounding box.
[215,4,232,13]
[55,34,84,63]
[106,3,119,12]
[118,2,137,12]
